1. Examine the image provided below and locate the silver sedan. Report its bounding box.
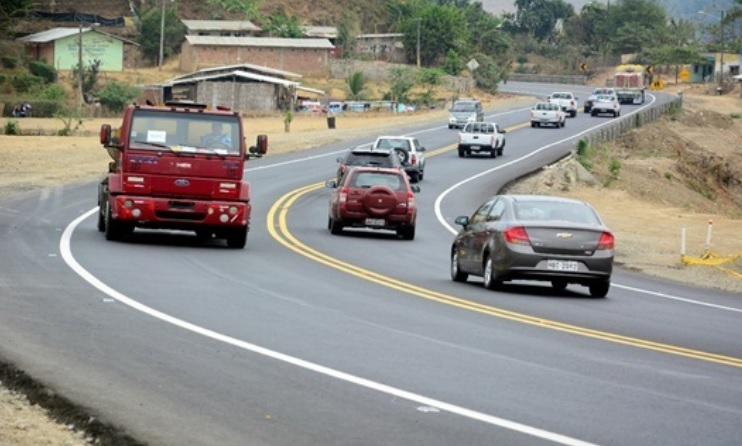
[450,195,614,297]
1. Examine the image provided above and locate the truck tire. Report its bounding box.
[226,226,248,248]
[458,146,466,158]
[104,201,131,241]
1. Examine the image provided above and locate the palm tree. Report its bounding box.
[346,71,366,101]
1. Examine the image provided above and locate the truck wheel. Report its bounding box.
[97,207,105,232]
[489,148,496,158]
[531,122,538,128]
[226,226,248,248]
[104,201,130,241]
[458,147,466,158]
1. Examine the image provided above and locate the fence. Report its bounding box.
[576,93,684,148]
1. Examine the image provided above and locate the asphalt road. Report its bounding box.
[1,82,741,446]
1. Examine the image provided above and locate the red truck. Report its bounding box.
[97,101,267,248]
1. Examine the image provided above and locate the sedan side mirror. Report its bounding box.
[454,216,469,227]
[411,185,421,193]
[325,179,337,188]
[418,147,426,152]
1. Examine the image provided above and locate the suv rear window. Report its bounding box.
[351,172,406,190]
[345,152,397,168]
[375,139,411,151]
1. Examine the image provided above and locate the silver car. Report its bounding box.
[450,195,614,297]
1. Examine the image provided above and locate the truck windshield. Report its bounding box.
[129,109,241,155]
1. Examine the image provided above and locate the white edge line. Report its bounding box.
[433,95,742,313]
[61,208,598,446]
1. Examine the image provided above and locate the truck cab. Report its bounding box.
[97,101,267,248]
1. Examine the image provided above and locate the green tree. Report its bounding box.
[346,71,367,101]
[0,0,29,34]
[206,0,262,20]
[416,67,445,106]
[605,0,668,55]
[387,66,415,103]
[72,59,101,103]
[336,15,356,59]
[442,49,464,75]
[514,0,575,42]
[470,53,504,94]
[28,61,57,84]
[263,13,304,38]
[399,5,466,67]
[136,4,185,64]
[96,81,141,113]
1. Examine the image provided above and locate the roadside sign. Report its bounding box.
[650,78,665,90]
[580,62,588,72]
[679,68,691,82]
[467,58,480,71]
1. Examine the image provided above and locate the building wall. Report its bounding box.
[180,43,330,77]
[53,32,124,71]
[196,81,278,112]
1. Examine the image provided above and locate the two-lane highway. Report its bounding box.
[1,82,740,446]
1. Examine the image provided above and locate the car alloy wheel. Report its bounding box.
[483,255,501,290]
[451,250,468,282]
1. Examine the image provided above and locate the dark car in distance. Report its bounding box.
[335,147,403,184]
[450,195,614,297]
[326,167,419,240]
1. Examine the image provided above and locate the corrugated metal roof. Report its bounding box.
[181,20,261,32]
[168,63,302,83]
[303,26,337,38]
[297,85,325,95]
[17,27,136,45]
[166,70,300,88]
[356,33,404,39]
[18,27,93,43]
[185,35,334,49]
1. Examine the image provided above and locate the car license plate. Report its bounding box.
[470,145,480,150]
[546,260,579,271]
[365,218,385,226]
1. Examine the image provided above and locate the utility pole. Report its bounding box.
[719,10,725,89]
[159,0,166,70]
[78,22,84,109]
[416,17,421,69]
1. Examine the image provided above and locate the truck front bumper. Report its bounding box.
[110,195,250,230]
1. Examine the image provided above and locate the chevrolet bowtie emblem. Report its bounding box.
[556,232,573,239]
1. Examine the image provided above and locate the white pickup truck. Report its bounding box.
[530,102,566,128]
[547,91,579,117]
[456,122,506,158]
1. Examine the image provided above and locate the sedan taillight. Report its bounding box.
[504,226,530,245]
[597,232,615,250]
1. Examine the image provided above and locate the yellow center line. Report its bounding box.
[267,183,742,369]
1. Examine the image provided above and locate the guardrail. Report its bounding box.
[507,73,588,85]
[577,93,684,148]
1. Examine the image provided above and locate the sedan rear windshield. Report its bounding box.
[514,201,601,225]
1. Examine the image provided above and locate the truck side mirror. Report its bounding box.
[100,124,112,147]
[248,134,268,158]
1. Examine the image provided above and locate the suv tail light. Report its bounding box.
[597,232,615,250]
[338,186,349,204]
[410,153,417,165]
[503,226,530,245]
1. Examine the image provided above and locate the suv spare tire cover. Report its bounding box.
[363,185,398,217]
[394,148,409,165]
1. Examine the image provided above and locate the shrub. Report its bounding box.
[11,73,44,93]
[28,61,57,84]
[0,73,7,84]
[664,171,673,181]
[39,84,67,101]
[730,113,741,119]
[96,81,141,113]
[1,56,17,69]
[609,158,621,178]
[4,119,20,135]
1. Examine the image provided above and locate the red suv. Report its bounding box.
[326,167,419,240]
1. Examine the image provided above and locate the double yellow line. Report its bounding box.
[267,183,742,369]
